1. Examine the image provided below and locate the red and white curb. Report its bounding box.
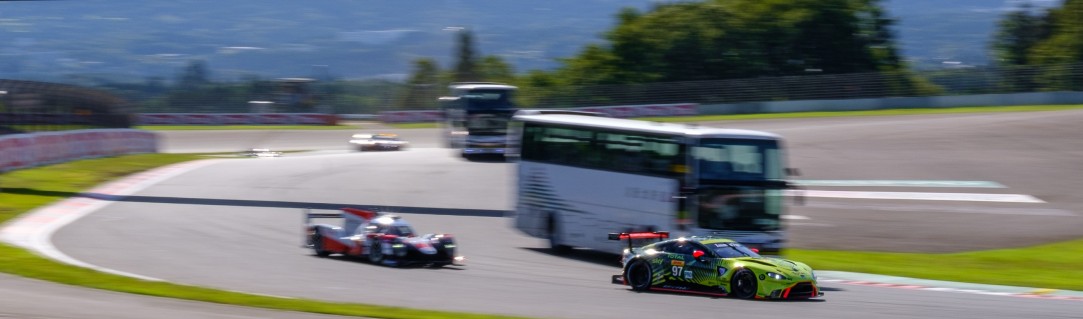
[0,159,225,281]
[819,272,1083,302]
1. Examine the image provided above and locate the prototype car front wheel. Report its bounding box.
[367,240,384,264]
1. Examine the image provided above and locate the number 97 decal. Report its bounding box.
[671,266,683,277]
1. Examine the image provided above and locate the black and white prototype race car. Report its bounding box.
[303,208,461,267]
[348,133,409,151]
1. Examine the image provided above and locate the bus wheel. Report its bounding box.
[547,215,571,254]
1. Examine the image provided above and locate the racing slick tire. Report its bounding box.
[311,233,331,257]
[625,260,653,292]
[367,240,384,264]
[730,268,758,299]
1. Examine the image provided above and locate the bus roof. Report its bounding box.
[513,112,781,140]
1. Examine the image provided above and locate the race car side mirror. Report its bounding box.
[692,250,705,260]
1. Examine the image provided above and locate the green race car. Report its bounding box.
[610,232,823,300]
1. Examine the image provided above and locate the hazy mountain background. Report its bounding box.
[0,0,1064,82]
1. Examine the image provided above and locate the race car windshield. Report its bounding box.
[711,242,761,258]
[388,225,415,237]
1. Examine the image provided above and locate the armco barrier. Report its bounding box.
[136,113,338,126]
[0,129,158,173]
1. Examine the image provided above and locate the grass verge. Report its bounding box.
[787,239,1083,291]
[385,104,1083,128]
[0,153,531,319]
[638,104,1083,122]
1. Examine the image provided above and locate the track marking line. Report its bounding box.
[787,190,1045,203]
[793,180,1005,188]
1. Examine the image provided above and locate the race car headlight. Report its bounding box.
[765,272,788,281]
[718,267,728,276]
[392,244,407,256]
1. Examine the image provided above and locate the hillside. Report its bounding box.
[0,0,1063,81]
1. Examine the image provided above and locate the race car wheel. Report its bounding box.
[311,233,331,257]
[730,269,758,299]
[626,261,653,292]
[367,241,384,264]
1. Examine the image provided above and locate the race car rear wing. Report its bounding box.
[304,207,379,224]
[608,231,670,250]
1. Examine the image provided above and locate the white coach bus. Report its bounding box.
[508,110,795,255]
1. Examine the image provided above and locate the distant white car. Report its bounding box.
[349,133,409,151]
[240,148,283,158]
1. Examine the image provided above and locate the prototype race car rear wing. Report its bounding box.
[303,207,379,224]
[608,231,669,250]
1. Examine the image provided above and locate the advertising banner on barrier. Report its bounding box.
[138,114,182,125]
[575,103,698,118]
[136,113,337,126]
[219,114,255,125]
[182,114,220,125]
[0,129,158,174]
[379,110,444,123]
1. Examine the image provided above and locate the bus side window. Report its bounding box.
[647,151,678,175]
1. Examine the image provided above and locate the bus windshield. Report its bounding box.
[692,138,783,182]
[466,114,510,135]
[461,89,515,111]
[692,138,785,232]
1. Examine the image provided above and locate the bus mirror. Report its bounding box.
[786,167,801,177]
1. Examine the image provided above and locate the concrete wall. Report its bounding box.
[699,91,1083,115]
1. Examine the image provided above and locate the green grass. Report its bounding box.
[787,239,1083,291]
[387,104,1083,128]
[132,104,1083,130]
[0,154,532,319]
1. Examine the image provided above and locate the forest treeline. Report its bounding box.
[90,0,1082,114]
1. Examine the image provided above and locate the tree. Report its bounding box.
[991,3,1051,66]
[176,60,210,89]
[1030,0,1083,64]
[478,55,516,84]
[452,29,481,83]
[397,58,442,109]
[1018,0,1083,90]
[554,0,906,85]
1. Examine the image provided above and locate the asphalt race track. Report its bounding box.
[27,110,1083,318]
